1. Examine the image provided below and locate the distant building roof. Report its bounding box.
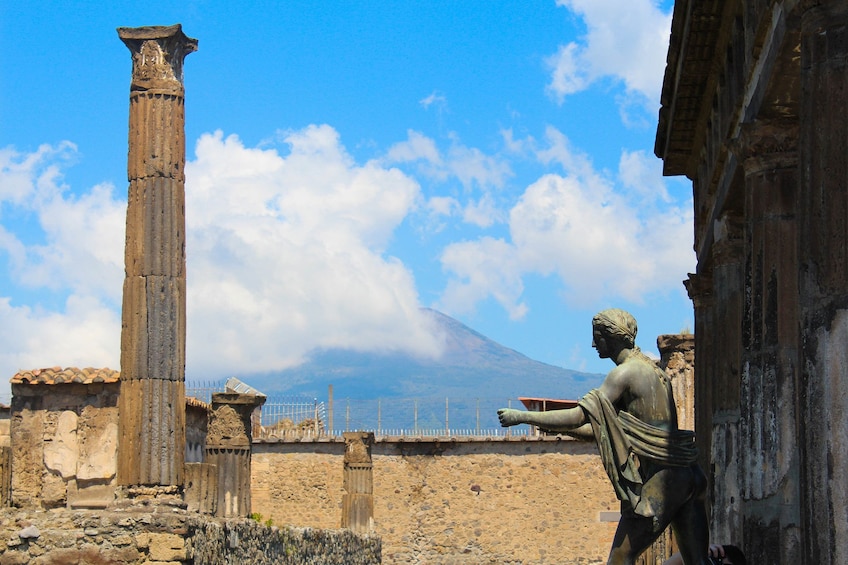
[11,367,120,386]
[518,397,580,411]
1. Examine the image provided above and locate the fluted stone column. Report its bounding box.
[342,432,374,533]
[206,393,265,518]
[684,272,713,476]
[657,333,695,433]
[799,4,848,562]
[706,215,745,544]
[735,119,801,560]
[116,25,197,490]
[635,333,696,565]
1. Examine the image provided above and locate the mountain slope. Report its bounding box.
[241,309,604,403]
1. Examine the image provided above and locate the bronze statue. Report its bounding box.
[498,309,710,565]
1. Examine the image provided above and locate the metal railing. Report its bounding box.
[326,396,527,438]
[259,397,326,438]
[185,379,227,404]
[186,380,534,439]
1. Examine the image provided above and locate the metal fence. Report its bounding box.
[259,397,327,438]
[185,380,227,404]
[326,396,527,437]
[186,380,533,439]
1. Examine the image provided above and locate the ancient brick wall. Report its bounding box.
[252,437,619,565]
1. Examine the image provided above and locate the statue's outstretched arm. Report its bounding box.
[498,406,587,431]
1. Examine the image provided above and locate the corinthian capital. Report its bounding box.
[118,24,198,92]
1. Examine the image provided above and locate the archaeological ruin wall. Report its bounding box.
[656,1,848,562]
[251,436,620,565]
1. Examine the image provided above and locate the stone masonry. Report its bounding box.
[116,24,197,490]
[656,1,848,561]
[252,436,620,565]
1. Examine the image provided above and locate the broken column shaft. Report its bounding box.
[116,24,197,489]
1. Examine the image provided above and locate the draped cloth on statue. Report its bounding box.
[578,389,698,517]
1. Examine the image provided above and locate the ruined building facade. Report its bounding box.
[656,1,848,562]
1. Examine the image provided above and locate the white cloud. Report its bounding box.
[385,130,442,165]
[0,129,449,384]
[419,91,447,111]
[185,127,444,376]
[437,128,694,317]
[545,43,589,100]
[445,142,512,191]
[438,236,528,320]
[385,130,512,192]
[462,193,503,228]
[0,143,124,381]
[20,182,125,301]
[500,128,535,155]
[427,196,460,218]
[0,142,76,205]
[618,149,671,204]
[0,295,120,378]
[547,0,672,110]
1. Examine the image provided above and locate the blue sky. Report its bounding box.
[0,0,692,395]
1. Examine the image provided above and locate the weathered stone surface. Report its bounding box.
[185,462,217,515]
[147,532,186,561]
[205,394,264,518]
[117,378,186,488]
[656,0,848,561]
[11,405,45,507]
[77,414,117,482]
[252,438,618,564]
[342,432,374,534]
[0,417,10,448]
[657,333,695,433]
[0,446,10,507]
[187,517,381,565]
[10,381,120,510]
[43,411,78,479]
[117,25,195,490]
[0,508,380,565]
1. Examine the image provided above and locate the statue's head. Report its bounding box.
[592,308,637,356]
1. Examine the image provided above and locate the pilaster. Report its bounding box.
[342,432,374,533]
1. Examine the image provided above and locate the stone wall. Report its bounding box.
[10,377,120,510]
[0,508,379,565]
[188,517,380,565]
[252,436,619,565]
[0,507,189,564]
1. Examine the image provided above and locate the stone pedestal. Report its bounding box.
[206,393,265,518]
[116,24,197,489]
[341,432,374,533]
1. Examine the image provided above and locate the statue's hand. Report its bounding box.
[497,408,524,427]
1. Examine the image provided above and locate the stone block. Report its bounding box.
[0,551,29,565]
[184,462,216,514]
[68,482,116,509]
[147,533,186,561]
